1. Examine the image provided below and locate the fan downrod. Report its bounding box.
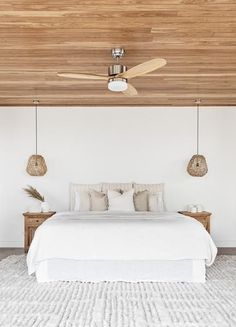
[111,48,125,59]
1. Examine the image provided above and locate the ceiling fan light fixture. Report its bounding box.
[108,77,128,92]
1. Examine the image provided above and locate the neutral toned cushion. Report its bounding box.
[70,183,102,211]
[134,183,166,211]
[148,192,165,212]
[74,191,91,211]
[102,183,133,193]
[108,189,135,212]
[89,190,108,211]
[134,190,149,211]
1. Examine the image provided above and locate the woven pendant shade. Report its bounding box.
[27,155,47,176]
[187,154,208,177]
[26,100,47,176]
[187,100,208,177]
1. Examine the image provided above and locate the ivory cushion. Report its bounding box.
[89,190,108,211]
[70,183,102,211]
[134,190,149,211]
[108,189,135,212]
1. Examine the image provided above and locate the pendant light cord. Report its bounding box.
[197,102,199,155]
[35,102,38,156]
[33,100,39,165]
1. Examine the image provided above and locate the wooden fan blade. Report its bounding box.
[122,83,138,96]
[119,58,167,79]
[57,73,108,80]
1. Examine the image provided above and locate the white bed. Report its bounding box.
[27,211,217,283]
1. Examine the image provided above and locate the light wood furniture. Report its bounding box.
[0,1,235,106]
[178,211,212,233]
[23,212,56,253]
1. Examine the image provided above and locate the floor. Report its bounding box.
[0,248,24,260]
[0,255,235,327]
[0,247,235,261]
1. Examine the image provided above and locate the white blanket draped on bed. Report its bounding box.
[27,211,217,275]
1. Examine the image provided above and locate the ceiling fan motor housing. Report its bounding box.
[108,64,127,76]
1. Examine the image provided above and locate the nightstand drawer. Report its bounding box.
[23,211,56,252]
[27,217,46,226]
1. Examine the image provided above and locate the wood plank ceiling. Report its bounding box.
[0,0,236,106]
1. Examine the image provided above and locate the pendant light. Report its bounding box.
[187,99,208,177]
[26,100,47,176]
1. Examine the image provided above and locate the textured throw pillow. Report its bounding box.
[70,183,102,211]
[148,192,165,212]
[134,183,166,211]
[89,190,108,211]
[134,190,149,211]
[108,189,135,212]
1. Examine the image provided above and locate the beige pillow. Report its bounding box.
[89,190,108,211]
[70,183,102,211]
[134,183,166,211]
[134,190,149,211]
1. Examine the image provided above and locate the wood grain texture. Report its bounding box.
[178,211,212,233]
[0,0,236,106]
[23,212,56,252]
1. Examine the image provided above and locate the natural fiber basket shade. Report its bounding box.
[26,155,47,176]
[187,154,208,177]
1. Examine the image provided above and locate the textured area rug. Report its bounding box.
[0,256,235,327]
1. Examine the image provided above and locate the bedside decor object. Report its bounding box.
[187,99,208,177]
[23,185,50,212]
[190,206,197,213]
[26,100,47,176]
[188,204,204,213]
[178,211,212,233]
[23,211,56,252]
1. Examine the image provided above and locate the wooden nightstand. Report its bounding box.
[178,211,212,233]
[23,211,56,252]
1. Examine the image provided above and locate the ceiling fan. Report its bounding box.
[57,48,167,96]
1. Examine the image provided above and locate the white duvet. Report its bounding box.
[27,211,217,275]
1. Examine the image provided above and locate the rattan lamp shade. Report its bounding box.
[26,155,47,176]
[187,99,208,177]
[26,100,47,177]
[187,154,208,177]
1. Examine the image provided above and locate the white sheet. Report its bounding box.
[27,211,217,275]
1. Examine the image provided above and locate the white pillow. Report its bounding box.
[134,183,166,211]
[74,191,91,211]
[70,183,102,211]
[108,189,135,212]
[148,192,165,212]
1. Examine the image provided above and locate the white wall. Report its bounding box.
[0,107,235,247]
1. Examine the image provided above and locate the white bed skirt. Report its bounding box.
[35,259,206,283]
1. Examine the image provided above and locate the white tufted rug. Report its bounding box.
[0,255,235,327]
